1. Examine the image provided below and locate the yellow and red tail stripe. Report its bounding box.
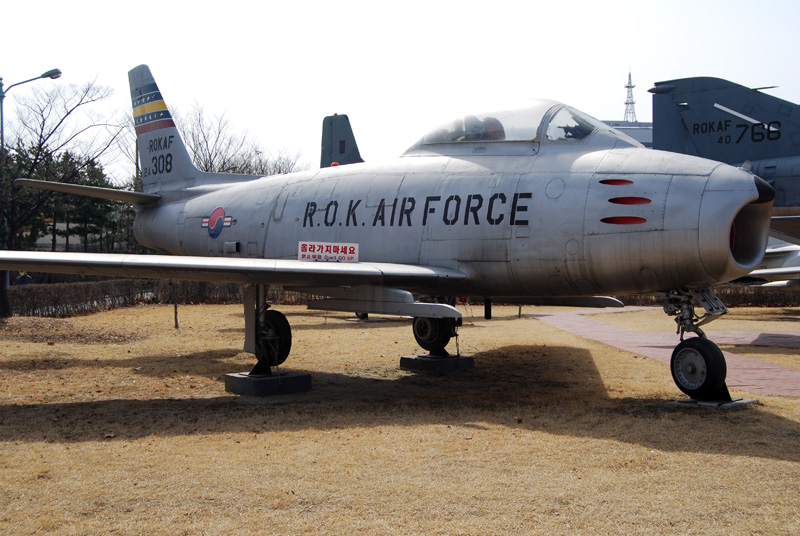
[131,82,176,135]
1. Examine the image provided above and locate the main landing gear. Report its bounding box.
[249,308,292,376]
[663,289,732,401]
[243,285,294,376]
[412,317,459,357]
[225,285,310,396]
[402,314,473,373]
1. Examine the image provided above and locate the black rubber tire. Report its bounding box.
[355,312,369,320]
[412,317,454,354]
[258,310,292,367]
[670,337,727,400]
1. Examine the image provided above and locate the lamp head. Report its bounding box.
[41,69,62,80]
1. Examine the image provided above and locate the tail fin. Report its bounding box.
[129,65,199,196]
[320,114,364,167]
[650,77,800,166]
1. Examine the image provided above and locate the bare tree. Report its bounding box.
[176,103,305,175]
[11,80,123,172]
[0,80,123,317]
[116,102,307,184]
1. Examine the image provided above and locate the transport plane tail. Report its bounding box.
[650,77,800,207]
[650,77,799,164]
[651,76,800,241]
[320,113,364,168]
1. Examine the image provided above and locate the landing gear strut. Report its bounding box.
[663,290,731,401]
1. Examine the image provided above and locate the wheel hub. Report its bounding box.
[674,349,706,390]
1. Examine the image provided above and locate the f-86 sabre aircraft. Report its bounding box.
[0,65,776,400]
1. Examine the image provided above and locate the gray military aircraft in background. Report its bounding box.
[320,113,363,169]
[0,65,776,400]
[650,77,800,287]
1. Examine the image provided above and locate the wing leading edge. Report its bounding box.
[0,251,466,289]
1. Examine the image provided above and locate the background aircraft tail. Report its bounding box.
[650,77,800,166]
[651,77,800,209]
[320,114,364,168]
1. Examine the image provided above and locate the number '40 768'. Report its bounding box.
[719,122,781,144]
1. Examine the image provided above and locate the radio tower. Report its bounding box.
[623,71,638,123]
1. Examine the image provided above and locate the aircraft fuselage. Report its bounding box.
[134,143,769,299]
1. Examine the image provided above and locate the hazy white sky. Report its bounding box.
[3,0,800,182]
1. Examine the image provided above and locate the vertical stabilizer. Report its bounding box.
[129,65,198,195]
[650,77,800,166]
[320,114,364,168]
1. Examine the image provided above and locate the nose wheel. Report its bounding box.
[670,337,727,400]
[664,289,731,401]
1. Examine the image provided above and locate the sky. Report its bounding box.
[3,0,800,184]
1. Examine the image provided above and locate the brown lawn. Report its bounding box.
[0,304,798,535]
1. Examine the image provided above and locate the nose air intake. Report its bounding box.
[730,176,774,268]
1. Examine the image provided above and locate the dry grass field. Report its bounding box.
[1,304,798,535]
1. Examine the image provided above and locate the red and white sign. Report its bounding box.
[298,241,359,262]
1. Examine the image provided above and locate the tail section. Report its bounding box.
[650,77,800,166]
[320,114,364,168]
[129,65,199,196]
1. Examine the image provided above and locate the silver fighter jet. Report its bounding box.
[0,65,776,400]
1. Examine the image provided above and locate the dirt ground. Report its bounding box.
[0,304,798,535]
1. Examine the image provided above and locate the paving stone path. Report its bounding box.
[529,307,800,397]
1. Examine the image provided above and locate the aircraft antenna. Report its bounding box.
[623,71,638,123]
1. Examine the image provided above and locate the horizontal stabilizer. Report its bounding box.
[16,178,161,204]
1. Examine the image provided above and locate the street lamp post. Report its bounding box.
[0,68,62,154]
[0,68,62,312]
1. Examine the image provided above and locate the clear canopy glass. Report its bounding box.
[419,100,633,147]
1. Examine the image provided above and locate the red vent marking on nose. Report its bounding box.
[601,216,647,225]
[608,197,652,205]
[599,179,634,186]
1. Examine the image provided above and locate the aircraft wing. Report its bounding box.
[749,265,800,281]
[748,245,800,284]
[0,251,466,289]
[770,216,800,245]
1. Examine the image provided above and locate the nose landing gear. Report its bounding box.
[663,289,732,402]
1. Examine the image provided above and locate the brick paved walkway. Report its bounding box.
[529,308,800,397]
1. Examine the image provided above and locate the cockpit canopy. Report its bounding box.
[405,100,640,155]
